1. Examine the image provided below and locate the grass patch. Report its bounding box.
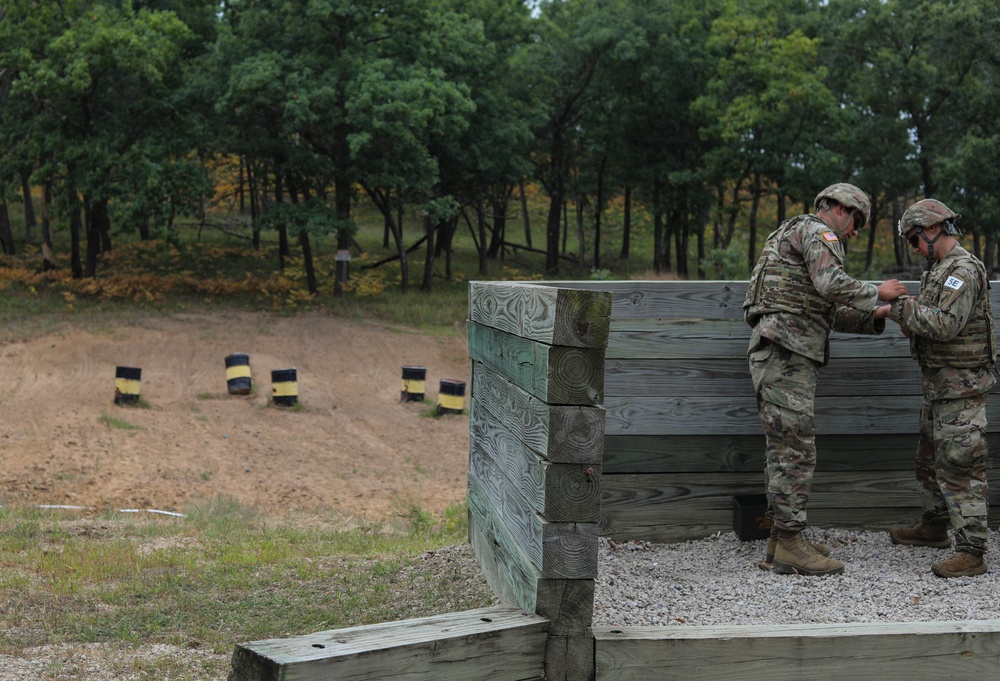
[0,497,492,676]
[99,413,141,431]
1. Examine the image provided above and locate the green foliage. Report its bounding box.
[5,0,1000,286]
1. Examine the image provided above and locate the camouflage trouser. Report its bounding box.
[916,392,990,556]
[748,336,819,532]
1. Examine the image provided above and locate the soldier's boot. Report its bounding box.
[889,522,951,549]
[765,533,831,563]
[772,530,845,576]
[931,551,987,578]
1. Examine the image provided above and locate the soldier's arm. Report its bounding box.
[888,266,979,341]
[801,225,879,310]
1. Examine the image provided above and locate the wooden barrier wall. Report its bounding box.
[229,278,1000,681]
[467,281,611,681]
[554,280,1000,543]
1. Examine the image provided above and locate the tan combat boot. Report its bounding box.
[765,532,831,563]
[772,530,845,576]
[931,551,987,578]
[889,522,951,548]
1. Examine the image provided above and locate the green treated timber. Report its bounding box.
[599,471,1000,511]
[468,465,598,579]
[599,504,1000,543]
[605,357,925,395]
[557,279,1000,322]
[468,321,604,405]
[468,506,540,612]
[598,471,1000,541]
[227,607,548,681]
[472,362,605,465]
[604,394,1000,436]
[606,318,916,360]
[468,281,611,348]
[470,401,602,522]
[603,433,1000,473]
[545,633,596,681]
[550,280,754,320]
[594,620,1000,681]
[467,507,595,637]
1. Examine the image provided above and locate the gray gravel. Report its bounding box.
[593,528,1000,627]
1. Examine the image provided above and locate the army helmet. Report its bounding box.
[897,198,961,238]
[814,183,871,229]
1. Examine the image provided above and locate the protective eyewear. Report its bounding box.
[907,231,922,248]
[852,210,865,231]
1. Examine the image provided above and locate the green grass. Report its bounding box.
[0,497,492,677]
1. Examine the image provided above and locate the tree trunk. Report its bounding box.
[363,184,409,293]
[0,204,15,255]
[69,199,83,279]
[747,176,762,273]
[20,170,35,245]
[477,199,489,276]
[84,199,100,278]
[421,214,436,292]
[519,178,532,248]
[98,198,112,254]
[42,179,54,271]
[300,229,317,294]
[620,185,631,260]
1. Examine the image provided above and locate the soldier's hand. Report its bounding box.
[877,279,907,301]
[874,304,892,320]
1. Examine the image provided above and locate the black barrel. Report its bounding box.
[114,366,142,405]
[436,378,466,415]
[400,365,427,402]
[225,353,252,395]
[271,368,298,407]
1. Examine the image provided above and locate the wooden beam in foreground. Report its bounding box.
[229,606,549,681]
[594,620,1000,681]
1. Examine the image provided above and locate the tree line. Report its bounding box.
[2,0,1000,292]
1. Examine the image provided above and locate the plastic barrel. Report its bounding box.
[436,379,466,415]
[400,365,427,402]
[271,368,298,407]
[114,366,142,405]
[225,353,252,395]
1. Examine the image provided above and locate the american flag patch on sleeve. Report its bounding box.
[822,231,839,242]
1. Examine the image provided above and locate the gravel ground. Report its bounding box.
[593,528,1000,627]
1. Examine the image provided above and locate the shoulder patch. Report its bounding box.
[944,275,965,291]
[822,231,839,242]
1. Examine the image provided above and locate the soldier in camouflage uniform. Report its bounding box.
[744,183,907,576]
[888,199,996,578]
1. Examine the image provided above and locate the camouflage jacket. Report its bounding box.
[889,245,997,399]
[744,214,882,364]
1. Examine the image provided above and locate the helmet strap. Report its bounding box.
[921,228,945,269]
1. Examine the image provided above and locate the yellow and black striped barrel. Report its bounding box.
[271,368,298,407]
[114,366,142,405]
[225,353,252,395]
[436,379,466,415]
[400,365,426,402]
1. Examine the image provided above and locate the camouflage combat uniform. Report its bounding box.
[888,245,996,556]
[744,214,884,532]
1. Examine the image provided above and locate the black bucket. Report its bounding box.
[225,353,252,395]
[436,378,466,415]
[733,493,771,540]
[400,365,427,402]
[114,366,142,405]
[271,368,298,407]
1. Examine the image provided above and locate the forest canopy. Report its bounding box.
[2,0,1000,293]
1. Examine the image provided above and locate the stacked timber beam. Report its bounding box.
[557,280,1000,543]
[467,281,611,681]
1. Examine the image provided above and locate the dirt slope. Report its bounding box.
[0,311,470,521]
